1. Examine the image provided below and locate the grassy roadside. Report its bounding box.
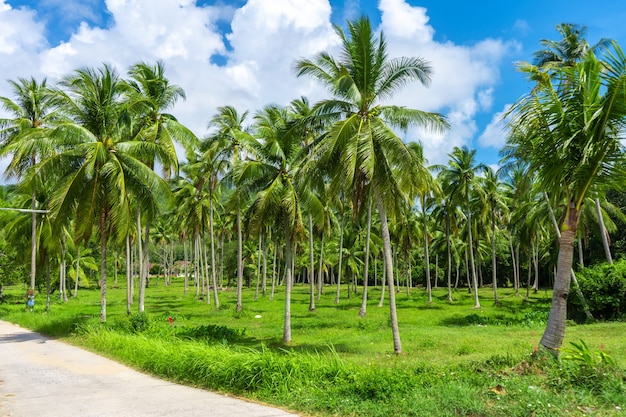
[1,280,624,416]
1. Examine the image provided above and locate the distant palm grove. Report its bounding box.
[2,18,626,354]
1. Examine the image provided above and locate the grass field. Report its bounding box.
[1,278,625,416]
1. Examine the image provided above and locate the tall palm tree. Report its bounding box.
[208,105,257,313]
[478,167,510,304]
[506,44,626,352]
[125,61,197,313]
[438,146,486,309]
[0,77,59,290]
[238,103,305,343]
[295,16,448,353]
[29,64,171,322]
[407,142,440,303]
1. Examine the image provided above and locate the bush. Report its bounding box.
[569,260,626,322]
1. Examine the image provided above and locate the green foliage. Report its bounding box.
[556,340,625,395]
[569,260,626,321]
[176,324,246,344]
[128,312,151,333]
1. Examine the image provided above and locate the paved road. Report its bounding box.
[0,320,299,417]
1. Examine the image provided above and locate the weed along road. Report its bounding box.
[0,320,299,417]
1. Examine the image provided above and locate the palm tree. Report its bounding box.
[407,142,440,303]
[0,77,59,290]
[208,105,257,313]
[533,23,612,69]
[506,44,626,352]
[238,103,305,343]
[125,61,197,313]
[295,16,448,353]
[29,64,171,322]
[438,146,486,309]
[478,167,509,304]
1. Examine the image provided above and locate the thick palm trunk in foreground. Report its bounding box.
[540,202,579,351]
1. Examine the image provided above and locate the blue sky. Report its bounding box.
[1,0,625,171]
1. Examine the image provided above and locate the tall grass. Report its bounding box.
[1,280,625,416]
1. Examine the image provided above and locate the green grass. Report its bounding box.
[1,278,625,416]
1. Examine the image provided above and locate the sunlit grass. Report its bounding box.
[1,278,625,416]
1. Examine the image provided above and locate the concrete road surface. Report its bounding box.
[0,320,300,417]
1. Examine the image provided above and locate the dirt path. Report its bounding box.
[0,320,299,417]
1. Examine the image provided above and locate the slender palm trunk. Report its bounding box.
[262,236,268,297]
[491,217,499,305]
[446,215,453,302]
[73,246,81,297]
[30,193,37,290]
[236,207,243,312]
[578,239,585,268]
[99,209,108,322]
[283,229,293,343]
[317,234,325,301]
[210,194,220,307]
[308,213,315,311]
[375,192,402,354]
[136,208,145,313]
[466,193,480,308]
[45,258,51,313]
[60,234,67,301]
[595,197,613,264]
[359,200,372,317]
[255,234,262,300]
[126,234,132,315]
[335,211,345,304]
[422,203,432,303]
[183,238,188,296]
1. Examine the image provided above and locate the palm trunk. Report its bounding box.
[422,203,432,303]
[30,193,37,291]
[183,238,189,296]
[126,234,132,315]
[540,201,579,352]
[466,191,480,308]
[446,215,453,302]
[283,228,293,343]
[73,246,81,297]
[136,207,145,313]
[308,213,315,311]
[60,233,67,301]
[210,195,220,307]
[375,191,402,354]
[359,200,372,317]
[316,234,325,301]
[595,197,613,264]
[99,208,108,322]
[491,216,499,304]
[335,211,345,304]
[236,207,243,312]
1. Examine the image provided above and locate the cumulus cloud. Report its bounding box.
[0,0,518,169]
[478,104,512,149]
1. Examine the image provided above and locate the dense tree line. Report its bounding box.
[1,18,625,353]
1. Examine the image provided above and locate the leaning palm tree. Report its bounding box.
[29,64,171,322]
[0,77,60,290]
[295,16,448,353]
[506,44,626,352]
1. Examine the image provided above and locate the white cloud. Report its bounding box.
[478,104,512,148]
[0,0,518,174]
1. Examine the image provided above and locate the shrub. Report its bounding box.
[569,260,626,322]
